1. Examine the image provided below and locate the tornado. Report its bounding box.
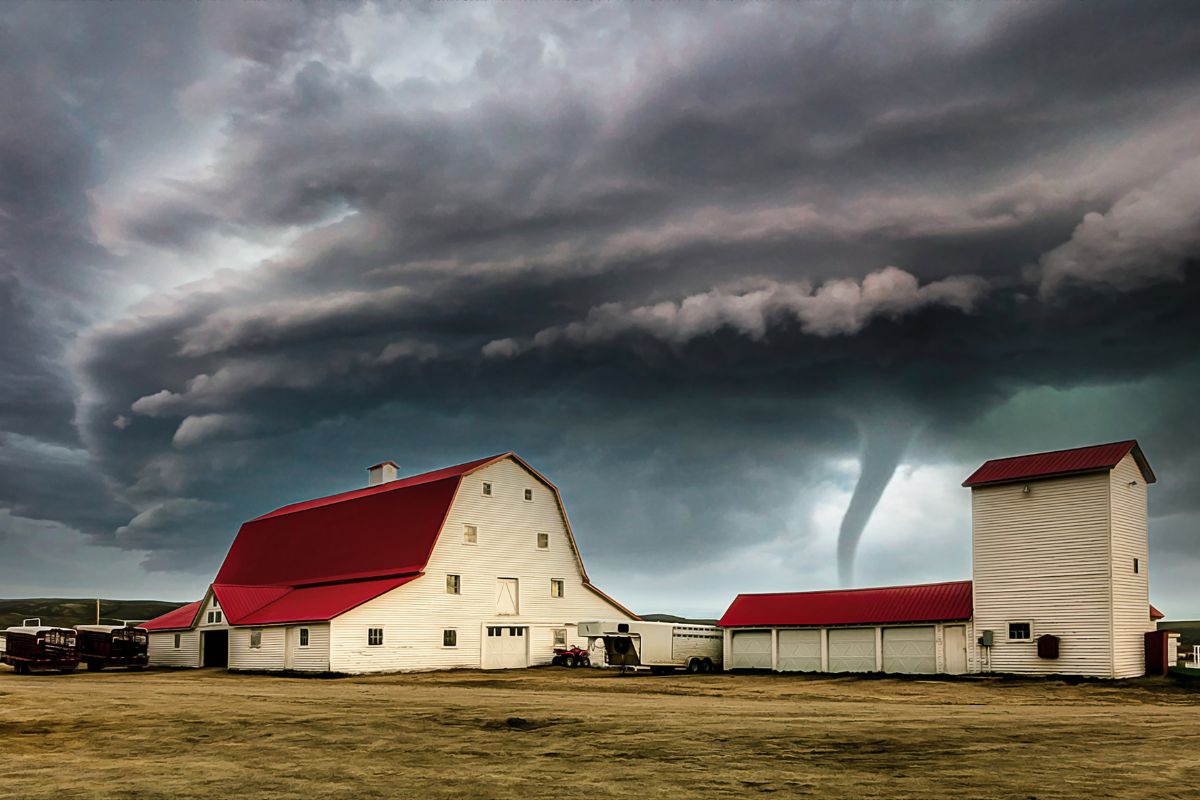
[837,419,914,586]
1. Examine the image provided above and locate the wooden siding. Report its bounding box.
[229,626,286,670]
[287,624,331,671]
[972,472,1115,676]
[148,630,201,667]
[329,457,633,673]
[1110,453,1151,678]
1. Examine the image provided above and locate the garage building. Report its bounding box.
[720,581,974,674]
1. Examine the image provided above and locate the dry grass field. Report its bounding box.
[1,666,1196,799]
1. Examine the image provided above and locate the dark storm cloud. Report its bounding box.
[2,1,1200,611]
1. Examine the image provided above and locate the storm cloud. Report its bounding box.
[2,1,1199,615]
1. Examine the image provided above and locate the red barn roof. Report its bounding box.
[962,440,1155,487]
[719,580,974,628]
[143,452,635,630]
[142,600,202,631]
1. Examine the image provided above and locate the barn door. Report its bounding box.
[496,578,519,615]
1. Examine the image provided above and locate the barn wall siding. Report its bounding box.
[1110,454,1152,678]
[330,458,633,674]
[148,630,201,667]
[972,472,1115,677]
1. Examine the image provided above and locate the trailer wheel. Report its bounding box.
[701,658,714,673]
[15,663,29,675]
[87,660,104,672]
[60,667,76,674]
[687,658,702,674]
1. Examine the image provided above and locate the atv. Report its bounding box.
[550,645,591,668]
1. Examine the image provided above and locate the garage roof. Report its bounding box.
[719,580,974,628]
[962,440,1155,487]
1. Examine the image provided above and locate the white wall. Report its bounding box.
[148,629,201,667]
[330,457,633,673]
[1110,453,1151,678]
[972,472,1115,677]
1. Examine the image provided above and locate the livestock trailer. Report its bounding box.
[1,625,80,674]
[578,619,723,673]
[75,625,149,671]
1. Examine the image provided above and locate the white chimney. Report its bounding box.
[367,460,399,487]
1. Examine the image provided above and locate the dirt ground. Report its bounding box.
[1,666,1196,800]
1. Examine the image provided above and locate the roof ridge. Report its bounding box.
[976,440,1135,465]
[735,579,972,598]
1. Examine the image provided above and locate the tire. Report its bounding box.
[15,663,29,675]
[563,654,577,668]
[701,658,714,673]
[687,658,702,674]
[579,657,590,668]
[551,655,563,667]
[60,668,76,674]
[87,660,104,672]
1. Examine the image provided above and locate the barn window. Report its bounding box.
[173,633,181,649]
[553,628,567,647]
[550,579,564,598]
[487,626,501,636]
[214,611,222,624]
[463,524,477,545]
[509,627,524,636]
[1133,558,1140,574]
[368,628,384,646]
[524,488,533,501]
[1007,622,1032,641]
[443,629,457,648]
[250,629,262,649]
[446,574,462,595]
[482,481,492,497]
[299,628,309,648]
[537,532,549,549]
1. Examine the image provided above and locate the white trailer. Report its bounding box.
[578,619,723,673]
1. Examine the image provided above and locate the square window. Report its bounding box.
[173,633,181,649]
[299,628,309,647]
[553,628,567,647]
[1008,622,1032,641]
[250,629,262,649]
[482,481,492,497]
[207,611,214,623]
[1133,558,1140,574]
[446,574,461,595]
[443,629,457,648]
[537,532,549,549]
[214,611,222,624]
[550,579,564,598]
[524,488,533,501]
[463,524,478,544]
[368,628,384,646]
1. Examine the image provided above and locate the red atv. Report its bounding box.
[551,646,591,668]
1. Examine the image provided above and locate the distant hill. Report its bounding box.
[1160,620,1200,647]
[0,598,188,629]
[640,613,719,625]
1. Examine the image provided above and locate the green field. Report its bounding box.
[0,598,187,629]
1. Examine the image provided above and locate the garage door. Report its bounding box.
[777,629,821,672]
[729,631,772,670]
[828,628,876,672]
[882,626,936,674]
[482,626,528,669]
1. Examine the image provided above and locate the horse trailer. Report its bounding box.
[75,625,150,671]
[578,619,723,673]
[1,624,80,675]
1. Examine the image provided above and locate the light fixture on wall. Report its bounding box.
[1022,484,1031,494]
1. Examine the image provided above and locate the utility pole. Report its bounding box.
[96,598,100,625]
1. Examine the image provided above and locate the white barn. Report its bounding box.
[143,453,636,673]
[720,440,1163,678]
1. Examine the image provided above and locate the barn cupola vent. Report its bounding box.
[367,460,400,487]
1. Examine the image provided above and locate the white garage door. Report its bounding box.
[777,629,821,672]
[882,626,936,674]
[828,628,876,672]
[482,625,528,669]
[730,631,772,670]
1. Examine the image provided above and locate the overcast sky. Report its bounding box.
[1,1,1198,618]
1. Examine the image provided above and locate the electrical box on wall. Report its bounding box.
[978,629,994,647]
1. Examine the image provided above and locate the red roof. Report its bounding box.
[719,581,974,628]
[1150,604,1164,620]
[963,440,1155,487]
[142,452,637,630]
[142,600,202,631]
